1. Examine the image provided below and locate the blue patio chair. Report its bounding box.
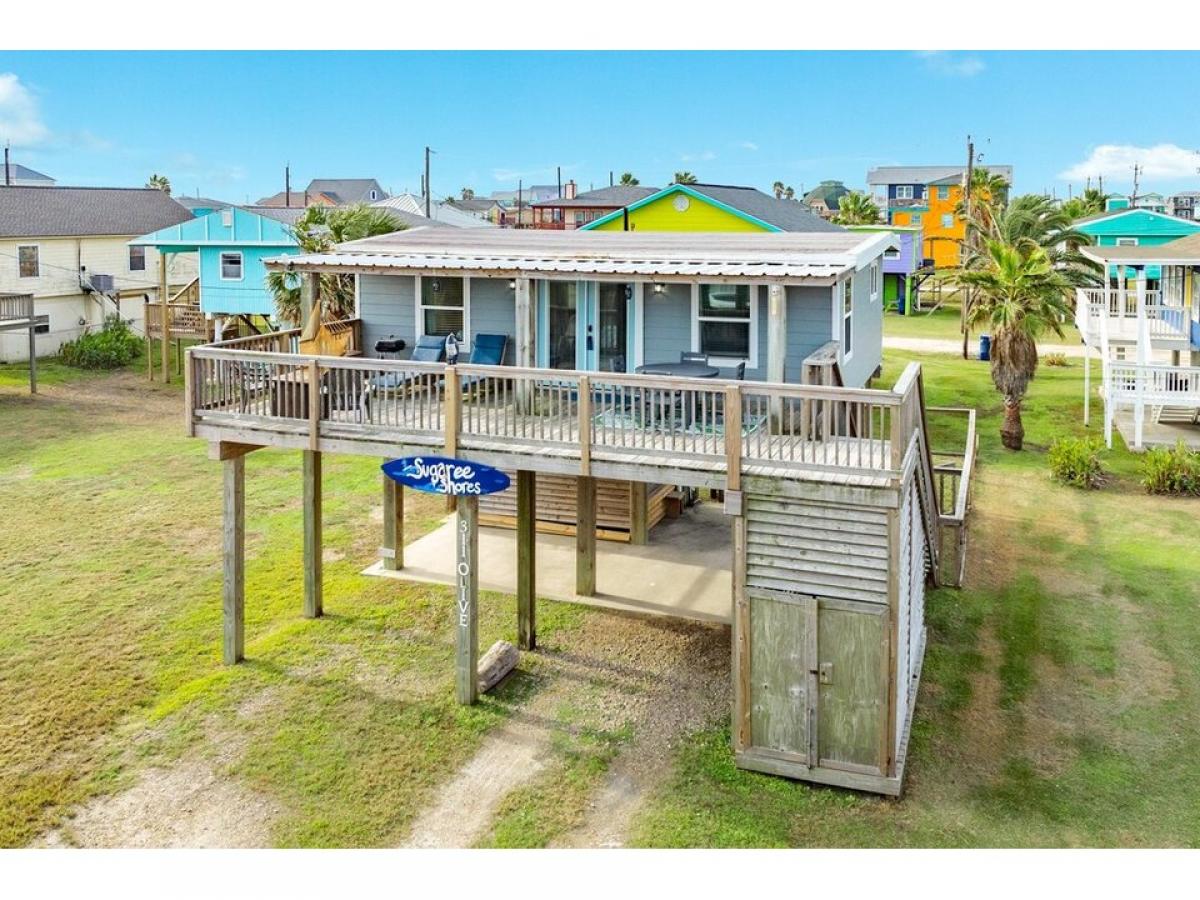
[460,333,509,393]
[363,334,447,419]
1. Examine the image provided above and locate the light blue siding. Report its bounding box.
[468,277,515,363]
[198,246,293,316]
[839,266,883,387]
[359,274,416,357]
[642,284,691,365]
[784,285,835,382]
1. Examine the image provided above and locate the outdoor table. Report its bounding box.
[633,362,721,429]
[634,362,720,379]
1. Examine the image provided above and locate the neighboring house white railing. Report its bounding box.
[1104,363,1200,449]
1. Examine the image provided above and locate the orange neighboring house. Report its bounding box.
[866,165,1012,269]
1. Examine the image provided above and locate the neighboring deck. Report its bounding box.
[0,293,38,393]
[1075,287,1191,350]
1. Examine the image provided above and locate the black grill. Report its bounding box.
[375,336,406,356]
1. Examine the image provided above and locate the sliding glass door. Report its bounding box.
[540,280,634,372]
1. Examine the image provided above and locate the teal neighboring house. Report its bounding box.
[1075,208,1200,282]
[131,205,303,316]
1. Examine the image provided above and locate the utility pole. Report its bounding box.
[609,171,614,187]
[285,164,291,208]
[1130,163,1142,207]
[3,142,10,186]
[424,147,433,218]
[962,135,975,360]
[518,179,523,229]
[556,166,562,200]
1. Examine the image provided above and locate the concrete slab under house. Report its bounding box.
[184,227,977,797]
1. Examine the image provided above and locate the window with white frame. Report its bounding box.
[842,277,854,358]
[18,245,39,278]
[936,185,950,201]
[911,213,923,225]
[696,284,752,363]
[1115,237,1138,246]
[419,275,467,338]
[895,185,914,200]
[940,213,954,229]
[884,247,900,259]
[869,261,880,302]
[219,251,243,280]
[129,245,146,272]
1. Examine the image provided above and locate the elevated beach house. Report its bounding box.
[1074,207,1200,289]
[185,227,976,796]
[0,185,194,362]
[1076,234,1200,450]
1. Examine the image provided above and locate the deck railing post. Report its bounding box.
[517,469,537,650]
[303,448,323,619]
[577,374,591,477]
[444,366,461,458]
[223,456,245,664]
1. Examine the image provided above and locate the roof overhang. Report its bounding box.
[263,230,894,285]
[1081,244,1200,266]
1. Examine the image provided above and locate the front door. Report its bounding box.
[540,281,633,372]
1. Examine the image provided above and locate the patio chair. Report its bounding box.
[459,334,509,394]
[362,335,446,420]
[322,369,371,424]
[733,361,746,381]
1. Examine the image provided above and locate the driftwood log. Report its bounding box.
[477,640,519,693]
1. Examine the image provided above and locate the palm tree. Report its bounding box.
[1061,187,1107,220]
[268,204,405,323]
[832,191,882,225]
[619,172,639,186]
[964,193,1096,288]
[460,187,475,200]
[672,171,698,185]
[954,239,1073,450]
[783,186,795,200]
[772,180,790,200]
[146,174,171,195]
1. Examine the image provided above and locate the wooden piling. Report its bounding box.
[382,463,404,571]
[303,449,323,618]
[517,469,536,650]
[576,475,596,596]
[223,456,245,664]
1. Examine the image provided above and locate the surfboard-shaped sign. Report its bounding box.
[382,456,511,497]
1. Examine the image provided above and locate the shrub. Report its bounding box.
[1043,352,1069,367]
[1048,437,1104,489]
[60,315,143,370]
[1141,442,1200,496]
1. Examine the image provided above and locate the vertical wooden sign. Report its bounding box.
[456,495,480,705]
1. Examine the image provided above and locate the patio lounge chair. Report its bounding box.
[459,334,509,393]
[362,335,447,420]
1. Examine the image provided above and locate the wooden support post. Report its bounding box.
[159,253,170,384]
[514,276,534,412]
[456,495,480,705]
[517,469,536,650]
[303,449,323,619]
[576,475,596,596]
[223,456,245,664]
[629,481,648,545]
[381,462,404,571]
[145,299,153,381]
[767,284,786,426]
[300,271,318,324]
[578,373,591,477]
[184,347,195,436]
[444,366,461,457]
[731,512,750,753]
[27,324,36,394]
[1083,343,1091,427]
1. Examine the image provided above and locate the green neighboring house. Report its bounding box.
[1075,208,1200,282]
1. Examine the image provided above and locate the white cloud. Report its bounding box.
[1059,143,1200,182]
[738,141,759,152]
[915,51,985,78]
[681,150,716,163]
[0,72,49,146]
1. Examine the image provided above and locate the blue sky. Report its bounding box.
[3,50,1200,202]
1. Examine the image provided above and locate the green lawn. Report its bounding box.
[884,296,1083,348]
[0,358,584,847]
[629,351,1200,847]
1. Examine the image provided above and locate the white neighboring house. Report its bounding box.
[0,186,196,362]
[373,194,496,229]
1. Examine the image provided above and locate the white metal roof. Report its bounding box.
[265,229,893,282]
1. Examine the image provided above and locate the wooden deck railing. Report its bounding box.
[188,341,937,486]
[927,406,977,587]
[0,292,34,324]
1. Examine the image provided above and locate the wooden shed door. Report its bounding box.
[749,592,817,763]
[816,602,889,774]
